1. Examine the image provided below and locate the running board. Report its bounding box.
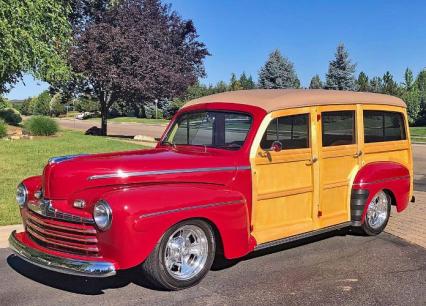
[254,221,353,251]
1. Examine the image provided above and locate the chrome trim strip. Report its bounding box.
[28,201,95,225]
[9,231,116,278]
[352,175,411,187]
[48,154,87,164]
[88,166,251,181]
[139,200,245,219]
[254,222,352,251]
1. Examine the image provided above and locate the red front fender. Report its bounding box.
[99,183,251,269]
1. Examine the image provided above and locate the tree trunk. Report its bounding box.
[100,97,108,136]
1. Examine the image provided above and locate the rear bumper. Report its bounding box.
[9,230,116,278]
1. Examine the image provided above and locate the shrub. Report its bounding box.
[0,120,6,138]
[24,116,58,136]
[0,108,22,126]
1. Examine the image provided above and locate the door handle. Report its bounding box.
[306,156,318,166]
[353,150,363,158]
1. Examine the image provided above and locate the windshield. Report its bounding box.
[163,111,253,150]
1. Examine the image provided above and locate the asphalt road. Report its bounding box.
[1,232,425,306]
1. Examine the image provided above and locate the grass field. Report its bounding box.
[410,127,426,142]
[0,130,145,225]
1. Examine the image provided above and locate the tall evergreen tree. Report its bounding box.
[415,69,426,124]
[356,72,369,92]
[382,71,400,96]
[229,73,243,91]
[309,75,323,89]
[258,49,300,89]
[239,72,255,89]
[403,68,414,90]
[369,77,383,93]
[325,43,356,90]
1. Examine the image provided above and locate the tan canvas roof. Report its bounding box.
[182,89,406,112]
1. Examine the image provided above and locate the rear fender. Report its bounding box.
[99,183,251,269]
[351,162,410,225]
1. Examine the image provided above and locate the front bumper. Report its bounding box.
[9,230,116,278]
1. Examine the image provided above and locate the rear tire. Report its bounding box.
[140,219,216,290]
[360,190,391,236]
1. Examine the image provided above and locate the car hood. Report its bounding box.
[42,147,241,199]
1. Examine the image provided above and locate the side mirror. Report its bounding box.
[270,141,283,152]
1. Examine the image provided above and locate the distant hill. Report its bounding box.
[9,99,26,105]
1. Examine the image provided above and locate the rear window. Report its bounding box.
[260,114,310,150]
[321,111,356,147]
[364,111,406,143]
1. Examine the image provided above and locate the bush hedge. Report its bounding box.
[24,116,58,136]
[0,108,22,126]
[0,120,6,138]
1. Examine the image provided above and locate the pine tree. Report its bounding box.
[415,69,426,124]
[240,72,256,89]
[382,71,400,96]
[325,43,356,90]
[369,77,383,93]
[258,49,300,89]
[229,73,243,91]
[403,68,414,90]
[309,75,323,89]
[356,72,369,92]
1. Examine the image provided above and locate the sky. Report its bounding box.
[6,0,426,100]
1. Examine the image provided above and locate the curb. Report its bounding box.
[0,224,23,249]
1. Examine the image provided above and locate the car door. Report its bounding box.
[317,105,362,228]
[251,107,319,244]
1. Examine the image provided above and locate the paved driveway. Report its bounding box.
[1,232,425,305]
[57,118,167,138]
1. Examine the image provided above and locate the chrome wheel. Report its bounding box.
[366,191,389,229]
[164,225,209,281]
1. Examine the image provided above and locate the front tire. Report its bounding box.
[140,219,216,290]
[360,190,391,236]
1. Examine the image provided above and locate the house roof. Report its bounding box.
[182,89,406,112]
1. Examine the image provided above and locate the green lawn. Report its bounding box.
[410,127,426,142]
[89,117,169,125]
[0,130,145,225]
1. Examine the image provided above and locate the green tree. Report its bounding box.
[356,72,370,92]
[50,93,66,117]
[239,72,255,89]
[403,88,421,125]
[258,49,300,89]
[326,43,356,90]
[415,69,426,124]
[214,81,228,93]
[403,68,414,91]
[0,96,12,109]
[229,73,243,91]
[309,75,323,89]
[0,0,72,94]
[32,91,51,116]
[369,77,383,93]
[382,71,400,96]
[19,98,32,115]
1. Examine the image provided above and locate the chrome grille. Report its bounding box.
[24,204,98,256]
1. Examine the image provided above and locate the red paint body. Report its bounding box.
[14,102,410,271]
[352,162,411,222]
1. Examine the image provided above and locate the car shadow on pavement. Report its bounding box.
[7,255,140,295]
[211,228,350,271]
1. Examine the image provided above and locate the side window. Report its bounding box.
[260,114,310,150]
[322,111,355,147]
[364,110,406,143]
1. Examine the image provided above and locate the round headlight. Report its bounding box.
[93,200,112,230]
[16,183,28,208]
